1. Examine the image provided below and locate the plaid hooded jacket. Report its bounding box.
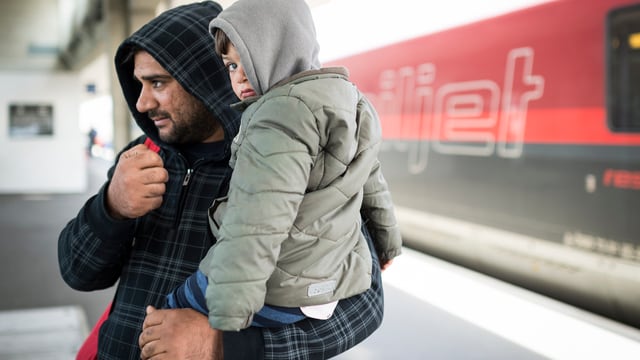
[58,1,383,359]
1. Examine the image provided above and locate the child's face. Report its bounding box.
[222,44,256,100]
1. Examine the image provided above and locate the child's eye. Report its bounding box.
[226,63,238,73]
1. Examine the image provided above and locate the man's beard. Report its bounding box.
[153,108,219,145]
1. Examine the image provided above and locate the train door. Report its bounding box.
[607,4,640,132]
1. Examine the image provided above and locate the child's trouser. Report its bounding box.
[165,269,306,327]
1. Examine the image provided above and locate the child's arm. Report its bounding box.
[361,158,403,268]
[164,269,209,315]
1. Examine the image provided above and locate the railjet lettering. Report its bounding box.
[368,47,544,174]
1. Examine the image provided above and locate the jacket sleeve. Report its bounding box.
[200,98,316,331]
[357,92,402,264]
[57,143,140,291]
[360,158,403,264]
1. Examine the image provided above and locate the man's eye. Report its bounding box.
[152,81,163,88]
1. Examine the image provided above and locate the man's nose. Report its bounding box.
[136,85,156,113]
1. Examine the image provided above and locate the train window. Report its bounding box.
[607,4,640,132]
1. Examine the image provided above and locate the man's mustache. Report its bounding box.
[148,110,171,120]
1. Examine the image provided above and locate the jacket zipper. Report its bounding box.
[173,167,194,231]
[182,168,193,186]
[170,147,229,240]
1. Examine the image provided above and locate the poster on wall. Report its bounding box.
[8,103,54,137]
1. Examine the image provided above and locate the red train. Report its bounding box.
[326,0,640,328]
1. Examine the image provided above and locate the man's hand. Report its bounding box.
[139,306,223,360]
[107,144,168,219]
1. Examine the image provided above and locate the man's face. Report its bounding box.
[133,51,223,144]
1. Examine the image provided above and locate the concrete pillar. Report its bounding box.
[104,0,131,153]
[104,0,163,152]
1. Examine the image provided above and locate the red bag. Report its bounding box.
[76,137,160,359]
[76,302,111,360]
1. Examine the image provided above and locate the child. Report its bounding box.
[166,0,402,331]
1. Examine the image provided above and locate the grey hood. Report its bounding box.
[209,0,321,95]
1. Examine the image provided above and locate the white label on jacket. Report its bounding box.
[307,280,337,297]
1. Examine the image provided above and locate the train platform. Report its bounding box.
[1,157,640,359]
[338,248,640,359]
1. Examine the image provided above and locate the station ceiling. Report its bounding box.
[0,0,328,72]
[1,0,158,71]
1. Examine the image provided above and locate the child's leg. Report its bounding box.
[252,305,306,327]
[165,269,208,314]
[166,269,306,327]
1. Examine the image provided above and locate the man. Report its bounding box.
[58,2,385,359]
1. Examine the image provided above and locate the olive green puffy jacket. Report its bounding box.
[200,67,402,331]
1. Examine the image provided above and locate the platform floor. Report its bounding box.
[0,306,87,360]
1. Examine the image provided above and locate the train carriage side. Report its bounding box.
[326,0,640,328]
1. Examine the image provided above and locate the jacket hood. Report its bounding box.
[209,0,321,96]
[114,1,240,147]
